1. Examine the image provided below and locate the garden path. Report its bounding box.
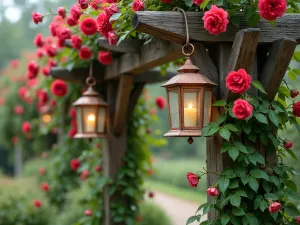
[150,191,207,225]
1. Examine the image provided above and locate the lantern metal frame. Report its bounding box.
[72,63,109,139]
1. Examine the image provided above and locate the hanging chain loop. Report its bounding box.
[86,61,96,87]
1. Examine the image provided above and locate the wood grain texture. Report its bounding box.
[133,11,300,44]
[105,39,182,80]
[127,83,145,119]
[98,37,143,53]
[259,38,297,100]
[114,74,134,135]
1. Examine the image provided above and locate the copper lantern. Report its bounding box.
[72,68,108,139]
[39,104,52,125]
[162,51,216,144]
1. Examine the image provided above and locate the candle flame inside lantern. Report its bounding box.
[87,114,96,122]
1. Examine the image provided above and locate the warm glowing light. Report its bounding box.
[87,114,95,122]
[188,103,194,109]
[42,114,52,124]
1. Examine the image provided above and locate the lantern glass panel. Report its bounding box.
[97,107,106,133]
[168,89,180,128]
[183,90,201,127]
[83,106,97,132]
[76,107,83,133]
[204,90,212,126]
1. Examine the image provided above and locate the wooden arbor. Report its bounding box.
[51,11,300,224]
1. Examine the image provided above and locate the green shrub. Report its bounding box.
[22,158,53,177]
[139,202,171,225]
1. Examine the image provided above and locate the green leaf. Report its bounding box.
[284,188,300,200]
[221,213,230,225]
[222,168,237,178]
[285,203,300,217]
[109,12,122,22]
[288,71,297,81]
[203,203,213,214]
[242,123,251,134]
[219,128,231,141]
[217,114,227,124]
[250,169,269,181]
[232,207,245,216]
[224,123,240,132]
[246,215,259,225]
[268,110,279,127]
[248,177,259,192]
[213,100,227,107]
[234,142,248,154]
[254,197,262,210]
[293,68,300,75]
[184,0,193,7]
[228,146,239,161]
[260,200,268,212]
[264,193,279,200]
[229,179,239,189]
[248,14,260,26]
[230,194,241,207]
[286,180,297,192]
[254,113,268,124]
[207,126,220,136]
[234,165,247,177]
[196,203,208,213]
[270,176,280,187]
[230,15,240,27]
[186,216,198,225]
[252,81,267,94]
[278,86,290,97]
[259,133,269,146]
[241,176,250,185]
[219,177,230,193]
[249,152,265,165]
[231,216,241,225]
[216,0,223,6]
[286,149,297,160]
[200,0,211,10]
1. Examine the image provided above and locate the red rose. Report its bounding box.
[78,0,89,9]
[283,140,292,149]
[34,200,42,208]
[269,202,281,213]
[80,18,98,36]
[90,0,102,9]
[27,61,39,78]
[34,34,44,48]
[69,127,77,138]
[202,5,229,35]
[36,49,45,58]
[49,22,59,37]
[108,31,118,46]
[51,100,57,107]
[232,99,253,120]
[80,170,89,181]
[207,187,219,197]
[193,0,204,5]
[293,102,300,117]
[41,67,50,76]
[39,167,46,175]
[57,7,66,18]
[291,89,299,98]
[296,216,300,224]
[85,210,93,216]
[38,90,48,106]
[96,12,112,38]
[40,182,49,192]
[148,191,154,198]
[147,169,153,176]
[105,3,119,17]
[161,0,173,3]
[51,80,68,97]
[58,28,72,41]
[98,51,113,65]
[45,45,57,57]
[18,87,28,100]
[70,108,76,119]
[67,17,78,26]
[186,172,199,187]
[132,0,144,12]
[71,119,77,127]
[258,0,286,21]
[70,158,80,171]
[48,59,57,68]
[136,216,142,222]
[22,121,31,133]
[95,166,102,172]
[71,35,82,49]
[15,105,24,115]
[32,12,43,24]
[10,60,19,68]
[155,96,165,109]
[11,136,18,144]
[226,69,252,94]
[79,47,93,60]
[70,4,82,20]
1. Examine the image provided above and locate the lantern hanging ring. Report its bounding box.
[173,7,194,56]
[86,61,96,87]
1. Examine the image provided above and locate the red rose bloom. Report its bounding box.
[18,87,28,100]
[71,4,82,20]
[202,5,229,35]
[258,0,286,21]
[232,99,253,120]
[296,216,300,224]
[132,0,144,12]
[58,28,72,41]
[34,200,42,208]
[41,67,50,76]
[15,105,24,115]
[90,0,102,9]
[269,202,281,213]
[34,34,44,48]
[27,61,39,78]
[51,80,68,97]
[207,187,219,197]
[148,191,155,198]
[67,17,78,26]
[49,22,59,37]
[98,51,113,65]
[38,90,49,106]
[186,172,199,187]
[40,182,49,192]
[161,0,173,3]
[48,59,57,68]
[108,31,118,46]
[70,158,80,171]
[283,140,292,149]
[57,7,66,18]
[136,216,142,222]
[291,89,299,98]
[70,108,76,119]
[22,121,31,133]
[79,47,93,60]
[36,49,45,58]
[193,0,204,5]
[293,102,300,117]
[155,96,166,109]
[96,12,112,38]
[39,167,46,175]
[32,12,43,24]
[80,18,98,35]
[78,0,89,9]
[69,127,77,138]
[71,35,82,49]
[85,210,93,216]
[45,45,57,57]
[226,69,252,94]
[105,3,119,17]
[95,166,102,172]
[80,170,89,181]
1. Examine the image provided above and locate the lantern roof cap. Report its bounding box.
[72,86,108,107]
[162,58,217,87]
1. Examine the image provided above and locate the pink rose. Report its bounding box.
[193,0,204,5]
[232,99,253,120]
[207,187,219,197]
[226,69,252,94]
[186,172,199,188]
[32,12,43,24]
[296,216,300,224]
[269,202,281,213]
[202,5,229,35]
[132,0,144,12]
[258,0,286,21]
[293,102,300,117]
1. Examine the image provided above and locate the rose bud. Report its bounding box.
[186,172,199,188]
[269,202,281,213]
[85,210,93,216]
[148,191,154,198]
[291,89,299,98]
[283,140,292,149]
[207,187,219,197]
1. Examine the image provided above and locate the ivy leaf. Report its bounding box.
[213,100,227,107]
[254,113,268,124]
[234,165,247,177]
[252,81,267,94]
[221,213,230,225]
[248,177,259,192]
[268,110,279,127]
[228,146,239,161]
[224,123,240,132]
[220,128,231,141]
[186,216,198,225]
[285,203,300,217]
[230,194,241,207]
[184,0,193,7]
[219,177,230,193]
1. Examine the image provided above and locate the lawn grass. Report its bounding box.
[145,179,206,203]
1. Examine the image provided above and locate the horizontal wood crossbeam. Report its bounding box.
[260,38,297,100]
[133,12,300,44]
[98,38,143,53]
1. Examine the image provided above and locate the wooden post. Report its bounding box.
[14,144,22,177]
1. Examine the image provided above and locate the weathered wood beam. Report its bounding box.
[98,37,143,53]
[114,74,134,135]
[127,83,145,119]
[133,12,300,44]
[260,38,297,100]
[224,28,260,100]
[104,39,182,80]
